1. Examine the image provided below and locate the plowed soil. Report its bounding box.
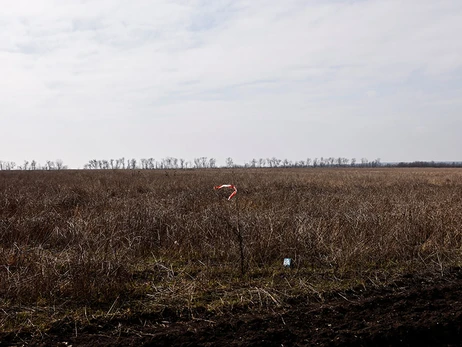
[2,268,462,347]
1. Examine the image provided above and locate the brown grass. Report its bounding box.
[1,168,462,331]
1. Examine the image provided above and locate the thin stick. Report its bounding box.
[236,192,245,276]
[231,171,245,276]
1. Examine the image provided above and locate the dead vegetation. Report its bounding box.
[1,168,462,335]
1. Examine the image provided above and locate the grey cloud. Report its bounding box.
[71,18,105,32]
[1,0,461,168]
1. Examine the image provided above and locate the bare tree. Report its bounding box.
[46,161,55,170]
[55,159,67,170]
[372,158,381,167]
[86,159,97,169]
[269,157,281,167]
[163,157,171,169]
[226,157,234,168]
[118,157,124,169]
[209,158,216,168]
[0,161,23,170]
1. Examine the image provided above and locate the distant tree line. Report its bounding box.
[1,157,461,170]
[83,157,216,170]
[238,157,382,168]
[391,161,462,168]
[0,159,67,170]
[81,157,381,169]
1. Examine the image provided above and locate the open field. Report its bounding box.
[1,168,462,346]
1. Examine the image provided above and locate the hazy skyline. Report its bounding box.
[1,0,461,168]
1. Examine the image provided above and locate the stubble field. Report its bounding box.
[1,168,462,346]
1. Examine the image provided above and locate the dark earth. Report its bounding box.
[2,268,462,346]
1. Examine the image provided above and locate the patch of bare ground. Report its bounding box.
[2,268,462,346]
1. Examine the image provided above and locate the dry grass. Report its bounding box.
[1,168,462,331]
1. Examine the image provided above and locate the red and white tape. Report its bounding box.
[214,184,237,200]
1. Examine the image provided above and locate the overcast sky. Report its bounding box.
[1,0,461,168]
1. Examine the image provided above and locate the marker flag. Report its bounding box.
[214,184,237,200]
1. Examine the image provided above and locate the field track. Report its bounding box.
[2,268,462,346]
